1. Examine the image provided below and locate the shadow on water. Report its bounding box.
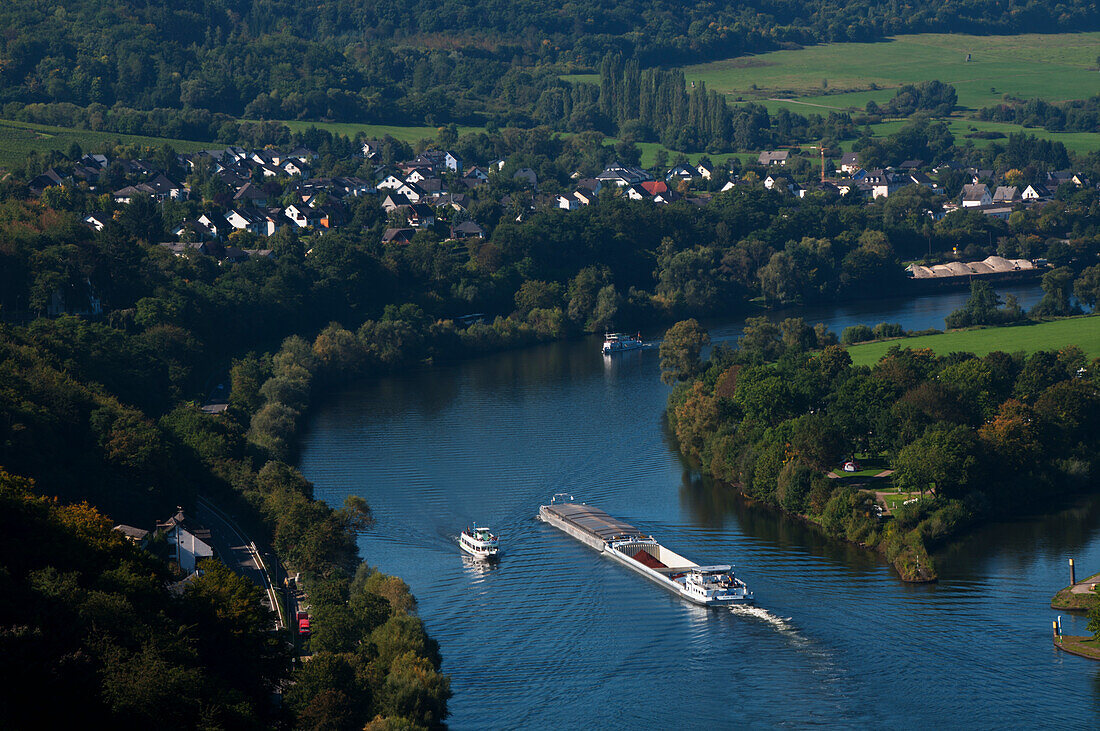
[937,491,1100,580]
[678,468,885,573]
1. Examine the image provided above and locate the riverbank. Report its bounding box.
[1051,572,1100,611]
[1055,636,1100,660]
[665,312,1100,584]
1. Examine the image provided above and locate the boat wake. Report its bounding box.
[728,604,799,636]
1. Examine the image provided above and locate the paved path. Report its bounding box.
[1068,572,1100,594]
[196,496,285,630]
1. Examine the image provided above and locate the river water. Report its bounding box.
[299,283,1100,728]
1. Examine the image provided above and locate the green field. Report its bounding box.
[682,33,1100,112]
[0,119,210,169]
[844,117,1100,155]
[272,120,485,144]
[845,315,1100,367]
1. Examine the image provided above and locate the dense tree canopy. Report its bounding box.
[667,324,1100,581]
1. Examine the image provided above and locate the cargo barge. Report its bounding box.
[537,496,753,606]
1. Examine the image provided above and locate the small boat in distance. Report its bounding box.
[459,524,500,560]
[602,332,644,354]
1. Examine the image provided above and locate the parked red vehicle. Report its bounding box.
[297,610,310,635]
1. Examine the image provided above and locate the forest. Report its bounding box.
[0,0,1097,135]
[979,93,1100,135]
[662,300,1100,581]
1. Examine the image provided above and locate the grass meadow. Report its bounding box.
[845,315,1100,367]
[0,119,209,170]
[681,33,1100,112]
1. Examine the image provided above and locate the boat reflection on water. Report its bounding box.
[461,552,501,577]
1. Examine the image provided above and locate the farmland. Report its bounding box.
[845,315,1100,367]
[0,119,209,170]
[273,120,485,145]
[681,33,1100,113]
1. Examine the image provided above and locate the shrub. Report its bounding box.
[841,324,874,344]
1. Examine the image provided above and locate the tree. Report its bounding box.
[945,280,1005,328]
[659,319,709,384]
[738,316,782,362]
[1032,266,1080,318]
[230,354,269,414]
[841,324,874,344]
[893,424,978,498]
[977,399,1042,470]
[1073,264,1100,309]
[779,317,815,351]
[1088,587,1100,639]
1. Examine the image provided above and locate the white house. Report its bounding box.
[83,213,109,231]
[961,183,992,207]
[285,204,322,228]
[282,159,308,177]
[157,509,214,574]
[377,174,405,190]
[197,214,224,239]
[839,153,860,175]
[556,194,580,210]
[573,189,598,206]
[225,208,278,236]
[396,182,425,202]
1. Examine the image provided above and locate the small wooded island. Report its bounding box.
[662,315,1100,581]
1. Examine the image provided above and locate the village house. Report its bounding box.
[556,194,581,210]
[172,220,216,241]
[450,221,486,239]
[961,183,992,207]
[377,174,405,190]
[112,183,157,204]
[435,193,471,212]
[513,168,539,189]
[382,227,415,244]
[285,203,323,228]
[395,181,426,202]
[907,171,936,188]
[666,164,699,182]
[381,192,413,212]
[281,159,309,177]
[992,186,1021,203]
[640,181,669,196]
[758,150,789,166]
[696,161,714,179]
[113,524,150,547]
[156,508,214,575]
[597,162,652,187]
[233,182,268,208]
[572,189,599,206]
[197,214,225,239]
[83,213,110,231]
[404,203,436,228]
[225,208,279,236]
[858,169,899,199]
[1022,184,1050,201]
[839,152,860,175]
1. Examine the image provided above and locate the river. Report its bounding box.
[299,282,1100,728]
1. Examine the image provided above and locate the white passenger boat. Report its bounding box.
[538,497,753,606]
[602,332,644,354]
[459,524,500,560]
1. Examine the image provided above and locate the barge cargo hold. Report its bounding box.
[537,498,753,606]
